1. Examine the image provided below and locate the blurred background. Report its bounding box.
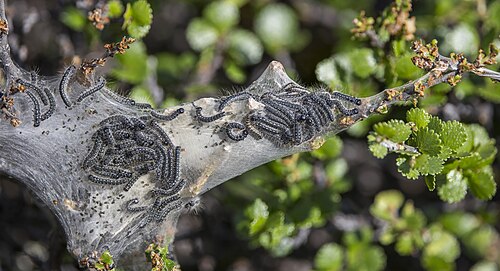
[0,0,499,270]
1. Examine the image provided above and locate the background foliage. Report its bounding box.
[0,0,499,270]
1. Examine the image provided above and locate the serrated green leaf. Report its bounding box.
[204,1,239,33]
[466,170,497,200]
[123,0,153,39]
[186,18,218,51]
[227,29,263,65]
[127,22,151,39]
[413,128,442,156]
[469,124,491,147]
[370,190,404,221]
[245,198,269,235]
[475,140,498,167]
[437,169,467,203]
[424,175,436,191]
[373,120,412,143]
[131,0,152,25]
[315,243,344,271]
[427,116,443,133]
[396,156,420,180]
[369,143,388,159]
[406,108,430,129]
[414,154,444,175]
[440,121,467,152]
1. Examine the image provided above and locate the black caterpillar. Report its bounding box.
[83,114,184,227]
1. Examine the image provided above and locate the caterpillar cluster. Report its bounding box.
[212,83,362,146]
[16,78,56,127]
[16,65,106,127]
[83,113,185,227]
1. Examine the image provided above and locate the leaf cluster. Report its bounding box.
[232,137,349,256]
[368,108,497,203]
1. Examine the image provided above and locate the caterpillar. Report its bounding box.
[25,91,41,127]
[76,77,106,102]
[59,65,76,107]
[151,108,185,121]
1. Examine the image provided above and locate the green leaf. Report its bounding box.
[396,156,420,180]
[311,136,343,160]
[204,1,239,33]
[112,41,149,84]
[227,29,263,65]
[224,60,246,83]
[414,154,444,175]
[60,7,86,31]
[466,170,496,200]
[107,0,124,18]
[369,143,388,159]
[401,202,427,230]
[315,243,344,271]
[470,261,498,271]
[424,175,436,191]
[439,212,480,237]
[94,262,105,270]
[316,57,341,88]
[462,226,497,259]
[370,190,404,221]
[123,0,153,39]
[395,232,414,255]
[427,116,443,133]
[347,48,377,78]
[100,251,114,265]
[440,121,467,152]
[437,169,467,203]
[259,212,295,257]
[245,198,269,235]
[186,18,219,51]
[373,120,412,143]
[413,128,442,156]
[406,108,430,129]
[346,244,386,271]
[422,227,460,271]
[442,23,479,56]
[254,3,304,53]
[394,53,424,80]
[470,124,491,147]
